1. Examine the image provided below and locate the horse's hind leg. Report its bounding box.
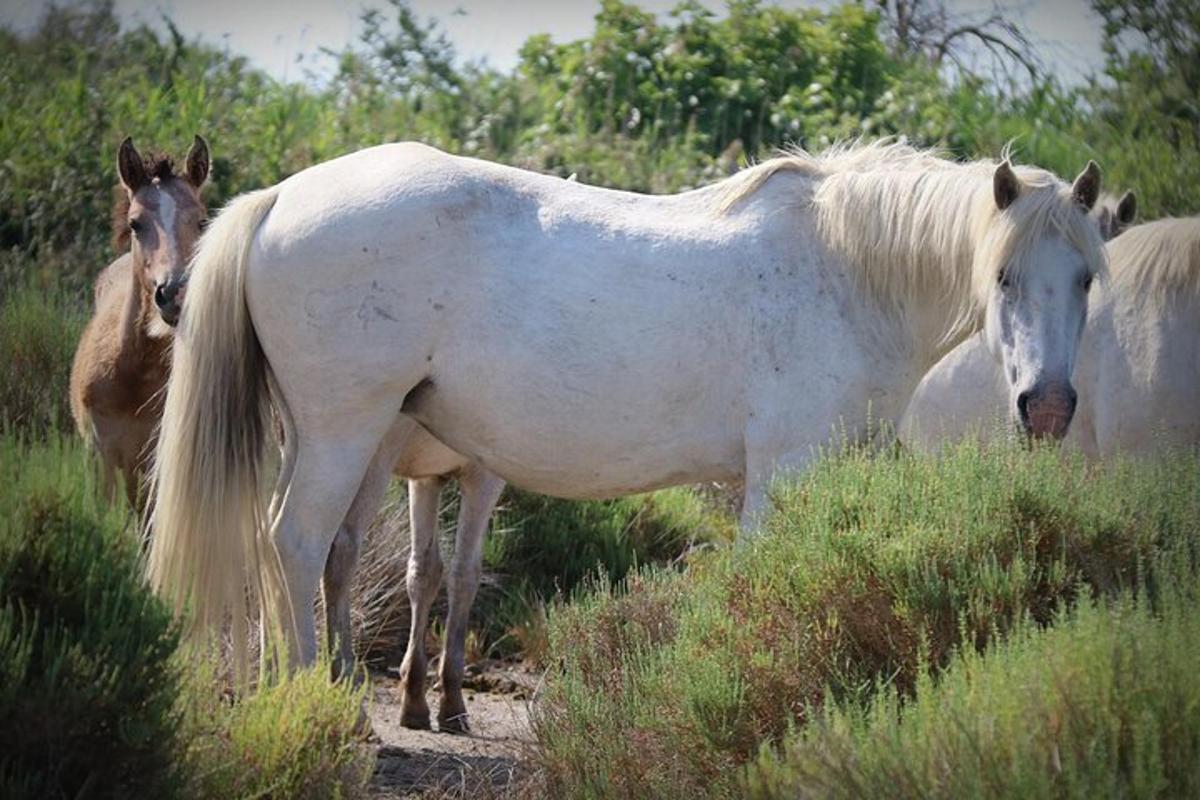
[322,421,414,682]
[266,426,393,671]
[436,465,505,733]
[399,475,446,730]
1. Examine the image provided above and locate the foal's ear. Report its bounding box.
[1071,160,1102,211]
[1116,190,1137,225]
[117,137,148,192]
[186,135,210,187]
[993,160,1020,210]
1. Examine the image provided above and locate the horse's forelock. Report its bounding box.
[971,177,1108,308]
[110,152,192,252]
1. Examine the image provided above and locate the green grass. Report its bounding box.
[0,433,182,799]
[178,654,372,800]
[747,587,1200,799]
[0,284,88,436]
[0,432,372,798]
[530,442,1200,799]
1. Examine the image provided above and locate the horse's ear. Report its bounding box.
[1116,190,1137,225]
[1071,160,1102,211]
[186,135,210,187]
[118,137,147,192]
[993,160,1020,210]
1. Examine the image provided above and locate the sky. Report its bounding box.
[0,0,1108,85]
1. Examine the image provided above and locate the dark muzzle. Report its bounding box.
[154,280,185,326]
[1017,382,1078,440]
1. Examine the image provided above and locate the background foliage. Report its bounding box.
[1,0,1196,299]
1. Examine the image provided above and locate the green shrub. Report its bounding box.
[0,284,87,436]
[0,434,184,799]
[532,442,1200,799]
[179,657,372,800]
[748,588,1200,799]
[488,486,733,602]
[479,486,732,658]
[0,434,373,799]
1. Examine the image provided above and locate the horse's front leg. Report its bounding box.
[437,465,506,733]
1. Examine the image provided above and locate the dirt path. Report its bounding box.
[368,663,539,798]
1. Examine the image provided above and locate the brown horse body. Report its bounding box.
[70,136,209,508]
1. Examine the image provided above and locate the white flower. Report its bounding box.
[688,94,699,107]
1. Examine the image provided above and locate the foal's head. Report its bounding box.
[114,136,210,326]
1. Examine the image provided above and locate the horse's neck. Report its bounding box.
[115,257,169,373]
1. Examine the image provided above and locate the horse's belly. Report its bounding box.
[404,363,744,498]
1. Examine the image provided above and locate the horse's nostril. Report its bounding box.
[155,283,178,309]
[1016,390,1031,423]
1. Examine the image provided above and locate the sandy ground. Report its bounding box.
[368,663,540,798]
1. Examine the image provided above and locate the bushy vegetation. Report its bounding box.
[0,433,371,798]
[179,656,372,799]
[0,435,183,798]
[746,589,1200,799]
[481,486,733,659]
[530,442,1200,798]
[1,0,1196,293]
[0,287,87,436]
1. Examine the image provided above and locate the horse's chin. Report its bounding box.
[1016,406,1074,441]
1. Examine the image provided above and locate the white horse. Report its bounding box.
[147,140,1107,727]
[901,214,1200,457]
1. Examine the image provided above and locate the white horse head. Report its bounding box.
[977,160,1108,439]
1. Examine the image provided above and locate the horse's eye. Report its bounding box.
[1081,274,1093,292]
[129,218,144,234]
[998,269,1011,289]
[198,218,209,232]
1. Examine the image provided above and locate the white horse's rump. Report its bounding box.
[149,140,1107,672]
[901,215,1200,457]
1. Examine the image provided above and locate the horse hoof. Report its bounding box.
[400,709,432,730]
[438,712,470,735]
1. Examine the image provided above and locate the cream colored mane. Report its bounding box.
[1108,216,1200,306]
[716,140,1108,342]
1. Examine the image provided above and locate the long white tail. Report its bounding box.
[147,186,282,660]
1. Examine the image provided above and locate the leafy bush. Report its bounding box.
[477,486,732,660]
[0,434,372,799]
[0,284,87,436]
[531,442,1200,799]
[748,589,1200,799]
[179,657,372,800]
[0,434,184,799]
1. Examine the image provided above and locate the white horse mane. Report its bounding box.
[716,139,1108,341]
[1108,216,1200,305]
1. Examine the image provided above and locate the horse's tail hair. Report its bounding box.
[147,186,282,676]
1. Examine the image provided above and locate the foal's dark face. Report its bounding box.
[117,136,210,326]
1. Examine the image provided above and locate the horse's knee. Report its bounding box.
[406,549,443,598]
